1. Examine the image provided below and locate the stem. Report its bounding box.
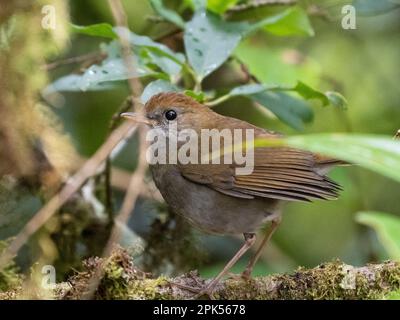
[206,94,231,107]
[183,63,201,91]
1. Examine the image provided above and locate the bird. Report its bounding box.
[121,92,346,299]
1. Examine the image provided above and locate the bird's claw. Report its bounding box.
[169,280,218,300]
[226,271,252,281]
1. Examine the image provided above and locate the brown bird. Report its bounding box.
[122,92,345,298]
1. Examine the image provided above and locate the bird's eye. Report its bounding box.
[164,109,177,121]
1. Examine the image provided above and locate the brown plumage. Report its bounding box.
[146,92,344,202]
[122,92,347,298]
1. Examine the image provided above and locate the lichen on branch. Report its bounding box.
[9,247,397,300]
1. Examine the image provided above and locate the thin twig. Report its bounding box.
[82,0,149,299]
[42,51,105,71]
[104,0,147,251]
[71,156,161,199]
[105,142,147,248]
[108,0,142,99]
[104,96,134,223]
[0,122,137,270]
[146,15,167,23]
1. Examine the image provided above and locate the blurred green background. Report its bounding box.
[44,0,400,278]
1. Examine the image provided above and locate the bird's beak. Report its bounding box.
[120,112,154,126]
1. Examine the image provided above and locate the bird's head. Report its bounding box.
[121,92,213,133]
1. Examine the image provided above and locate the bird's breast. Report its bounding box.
[150,164,281,235]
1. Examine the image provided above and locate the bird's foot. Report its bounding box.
[226,270,252,281]
[169,279,219,300]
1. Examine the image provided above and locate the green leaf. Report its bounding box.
[356,211,400,260]
[244,7,314,37]
[68,26,185,78]
[353,0,400,16]
[262,7,314,37]
[285,134,400,183]
[70,23,117,39]
[141,80,180,103]
[184,7,314,81]
[292,81,328,105]
[229,84,269,96]
[48,33,182,92]
[192,0,207,10]
[71,24,186,70]
[46,43,162,92]
[143,48,182,77]
[230,82,346,109]
[184,10,247,80]
[150,0,186,28]
[184,90,206,102]
[45,59,158,92]
[207,0,238,14]
[79,58,158,91]
[111,29,185,77]
[114,27,185,66]
[43,74,116,94]
[326,91,348,109]
[225,83,314,130]
[251,91,313,130]
[293,82,347,108]
[385,289,400,300]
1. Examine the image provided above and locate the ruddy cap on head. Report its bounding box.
[144,92,209,114]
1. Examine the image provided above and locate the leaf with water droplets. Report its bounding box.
[43,75,116,94]
[79,58,152,91]
[47,34,180,92]
[184,10,248,80]
[114,27,185,66]
[45,55,159,92]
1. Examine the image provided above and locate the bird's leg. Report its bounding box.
[184,233,256,299]
[241,218,281,280]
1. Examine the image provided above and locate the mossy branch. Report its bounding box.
[2,247,400,300]
[51,249,400,300]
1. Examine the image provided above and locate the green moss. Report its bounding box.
[62,246,172,299]
[0,241,23,292]
[127,277,172,300]
[59,252,400,300]
[384,289,400,300]
[220,260,400,300]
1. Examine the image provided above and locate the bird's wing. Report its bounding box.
[178,146,342,202]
